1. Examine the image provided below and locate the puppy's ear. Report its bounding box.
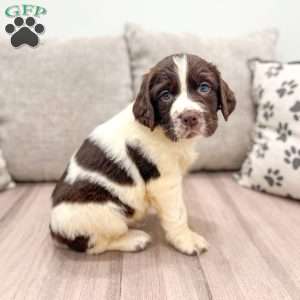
[133,73,156,130]
[218,75,236,121]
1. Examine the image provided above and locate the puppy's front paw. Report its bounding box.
[191,231,209,254]
[168,231,208,256]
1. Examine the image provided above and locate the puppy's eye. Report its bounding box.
[159,90,173,102]
[197,82,211,94]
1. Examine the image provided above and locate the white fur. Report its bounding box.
[171,55,205,117]
[50,81,208,255]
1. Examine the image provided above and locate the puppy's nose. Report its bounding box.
[179,111,200,127]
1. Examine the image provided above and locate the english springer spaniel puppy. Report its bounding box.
[50,54,236,255]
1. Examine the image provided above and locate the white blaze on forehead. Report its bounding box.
[171,54,204,115]
[173,54,188,93]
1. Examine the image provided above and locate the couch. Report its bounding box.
[0,25,299,300]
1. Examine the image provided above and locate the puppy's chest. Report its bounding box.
[143,142,196,176]
[178,148,197,173]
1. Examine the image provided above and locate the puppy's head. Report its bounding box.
[133,54,236,141]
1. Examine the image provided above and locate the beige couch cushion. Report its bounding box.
[0,37,132,181]
[125,23,278,170]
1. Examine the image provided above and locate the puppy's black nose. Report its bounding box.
[179,111,200,127]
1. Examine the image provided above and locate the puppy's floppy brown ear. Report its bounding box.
[133,73,156,130]
[218,76,236,121]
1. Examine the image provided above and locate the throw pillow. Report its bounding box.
[235,59,300,200]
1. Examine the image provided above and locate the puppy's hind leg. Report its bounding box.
[87,230,151,254]
[85,206,151,254]
[107,229,151,252]
[51,202,151,255]
[86,236,110,255]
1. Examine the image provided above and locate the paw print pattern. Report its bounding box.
[252,84,264,102]
[266,63,283,78]
[276,80,298,98]
[251,184,266,193]
[261,101,274,121]
[241,157,253,177]
[5,16,45,47]
[284,146,300,170]
[254,142,269,159]
[264,169,283,187]
[290,101,300,121]
[254,129,264,140]
[276,122,292,142]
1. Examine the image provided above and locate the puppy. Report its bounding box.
[49,54,236,255]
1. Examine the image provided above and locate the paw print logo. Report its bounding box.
[276,80,298,98]
[290,101,300,121]
[5,16,45,48]
[276,122,292,142]
[284,146,300,170]
[266,63,283,78]
[262,101,274,121]
[264,168,283,187]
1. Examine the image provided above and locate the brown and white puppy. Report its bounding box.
[50,54,236,255]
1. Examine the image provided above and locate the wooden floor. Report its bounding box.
[0,173,299,300]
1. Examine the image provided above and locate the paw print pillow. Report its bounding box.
[235,59,300,200]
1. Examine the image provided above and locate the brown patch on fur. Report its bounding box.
[75,139,134,185]
[187,54,219,111]
[126,144,160,182]
[187,54,236,121]
[52,178,135,217]
[218,77,236,121]
[50,225,90,252]
[133,73,156,130]
[133,56,179,139]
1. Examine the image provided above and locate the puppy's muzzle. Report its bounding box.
[178,110,202,129]
[175,110,218,139]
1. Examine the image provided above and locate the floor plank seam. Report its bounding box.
[0,186,33,226]
[196,254,214,300]
[118,254,123,300]
[213,176,300,300]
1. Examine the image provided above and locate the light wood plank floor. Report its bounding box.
[0,173,299,300]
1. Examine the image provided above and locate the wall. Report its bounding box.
[0,0,298,60]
